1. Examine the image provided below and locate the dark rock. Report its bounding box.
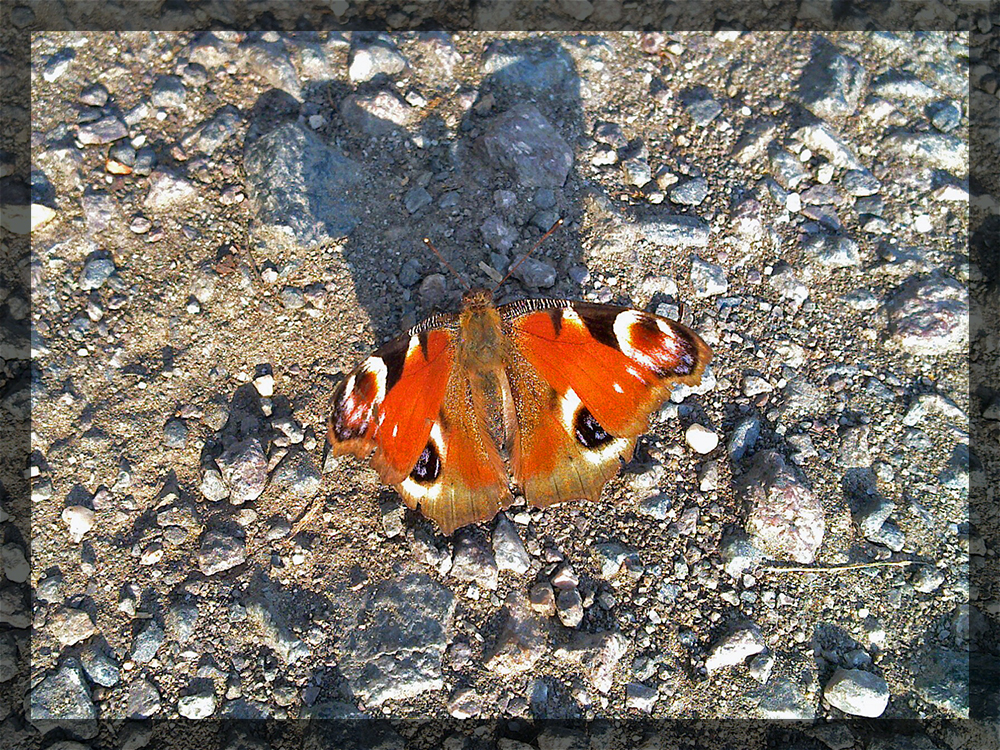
[28,657,98,737]
[482,37,576,97]
[796,37,866,120]
[243,122,363,248]
[479,104,573,188]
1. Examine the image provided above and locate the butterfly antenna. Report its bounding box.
[423,237,471,291]
[493,217,564,293]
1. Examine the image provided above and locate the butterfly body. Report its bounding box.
[328,288,712,534]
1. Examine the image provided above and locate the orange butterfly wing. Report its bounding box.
[327,321,509,534]
[502,300,712,508]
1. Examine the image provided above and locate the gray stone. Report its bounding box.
[838,425,871,468]
[197,530,246,575]
[482,38,576,97]
[742,450,824,564]
[842,169,881,196]
[166,601,199,644]
[48,606,96,646]
[756,658,818,719]
[77,116,128,145]
[162,417,187,448]
[727,416,761,462]
[801,233,861,267]
[216,438,267,505]
[768,146,809,190]
[669,177,708,206]
[554,630,628,695]
[556,588,584,628]
[512,256,557,288]
[705,622,766,673]
[151,75,186,108]
[886,273,968,355]
[403,185,432,214]
[479,104,573,188]
[181,105,241,155]
[272,449,321,498]
[480,214,518,252]
[591,541,639,578]
[79,256,116,290]
[486,592,546,675]
[80,639,121,687]
[824,667,889,717]
[492,514,530,574]
[144,169,197,209]
[796,37,866,120]
[625,682,659,713]
[793,122,864,171]
[243,122,363,248]
[200,468,228,502]
[178,691,216,719]
[126,678,161,719]
[340,90,416,135]
[247,595,309,665]
[883,131,968,177]
[912,647,970,717]
[777,378,829,420]
[28,658,98,737]
[685,97,722,126]
[340,573,455,706]
[690,255,728,298]
[451,532,499,591]
[131,619,164,663]
[927,100,962,133]
[720,534,764,578]
[638,215,709,248]
[871,71,938,103]
[349,40,408,83]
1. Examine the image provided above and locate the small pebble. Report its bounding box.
[686,423,720,454]
[61,505,96,543]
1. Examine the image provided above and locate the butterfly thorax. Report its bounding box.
[456,289,508,372]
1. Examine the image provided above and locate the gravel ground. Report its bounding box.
[5,25,998,750]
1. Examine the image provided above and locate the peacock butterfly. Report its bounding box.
[327,224,713,534]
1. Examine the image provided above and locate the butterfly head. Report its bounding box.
[461,288,496,309]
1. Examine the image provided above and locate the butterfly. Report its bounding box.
[327,234,712,535]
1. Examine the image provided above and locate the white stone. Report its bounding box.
[685,423,720,454]
[824,668,889,717]
[253,373,275,398]
[61,505,96,542]
[177,693,216,719]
